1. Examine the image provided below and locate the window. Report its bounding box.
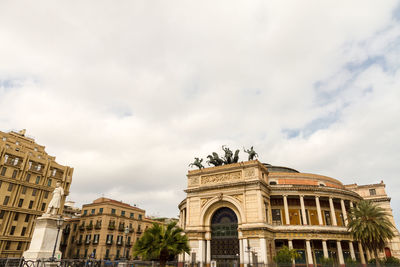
[324,210,331,226]
[14,213,19,221]
[106,234,113,244]
[35,176,40,184]
[91,209,95,214]
[5,241,10,250]
[21,227,26,236]
[26,173,31,182]
[25,214,30,222]
[369,189,376,196]
[85,234,91,244]
[130,213,134,218]
[10,226,16,235]
[12,170,17,178]
[17,242,22,250]
[16,141,19,145]
[32,189,37,196]
[1,167,6,176]
[52,169,56,176]
[73,223,77,231]
[121,210,125,216]
[99,208,103,214]
[272,209,282,225]
[13,158,19,166]
[269,181,277,185]
[44,191,49,199]
[84,249,88,258]
[47,179,52,186]
[0,180,2,188]
[18,199,23,207]
[41,203,46,211]
[3,196,10,205]
[116,249,120,259]
[117,235,123,245]
[0,210,5,219]
[111,209,116,214]
[93,234,100,244]
[8,183,13,192]
[105,249,110,259]
[34,147,38,152]
[28,200,34,209]
[22,186,27,194]
[127,236,131,245]
[83,210,88,216]
[2,137,6,141]
[138,214,142,220]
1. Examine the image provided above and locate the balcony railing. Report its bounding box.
[116,241,123,246]
[86,224,93,230]
[95,224,102,230]
[85,240,91,245]
[79,225,85,231]
[106,240,113,245]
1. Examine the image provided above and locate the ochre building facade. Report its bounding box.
[60,197,159,260]
[0,130,73,258]
[178,160,400,267]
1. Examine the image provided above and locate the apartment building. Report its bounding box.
[61,197,159,260]
[0,129,73,257]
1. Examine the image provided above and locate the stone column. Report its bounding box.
[350,201,354,209]
[268,201,273,224]
[300,195,307,225]
[322,240,329,259]
[341,199,348,226]
[206,240,211,267]
[329,197,337,226]
[349,241,356,261]
[198,240,206,267]
[260,238,268,265]
[358,242,366,266]
[243,238,249,267]
[288,240,295,266]
[315,196,323,225]
[337,241,345,267]
[283,195,290,225]
[305,240,314,267]
[239,239,244,267]
[366,249,371,261]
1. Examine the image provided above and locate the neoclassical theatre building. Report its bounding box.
[178,160,400,267]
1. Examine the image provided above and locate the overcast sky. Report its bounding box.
[1,1,400,224]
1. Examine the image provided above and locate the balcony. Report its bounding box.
[86,224,93,230]
[106,240,113,245]
[118,225,125,232]
[77,240,83,246]
[108,225,115,230]
[79,225,85,231]
[129,227,134,233]
[126,242,132,247]
[85,240,91,245]
[95,223,102,230]
[116,241,123,246]
[137,229,142,235]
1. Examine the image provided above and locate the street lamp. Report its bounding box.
[50,217,64,261]
[122,226,130,261]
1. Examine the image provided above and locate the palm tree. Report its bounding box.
[347,200,395,267]
[133,221,190,267]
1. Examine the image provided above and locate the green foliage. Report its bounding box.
[133,222,190,267]
[345,258,359,267]
[369,258,384,264]
[347,200,395,256]
[383,257,400,266]
[319,257,334,267]
[273,246,300,264]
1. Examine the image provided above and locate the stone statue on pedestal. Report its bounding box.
[45,181,64,216]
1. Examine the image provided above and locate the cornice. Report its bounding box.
[269,185,362,200]
[184,179,270,194]
[187,160,267,177]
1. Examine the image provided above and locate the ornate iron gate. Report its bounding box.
[211,207,239,267]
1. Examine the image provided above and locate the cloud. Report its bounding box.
[0,0,400,224]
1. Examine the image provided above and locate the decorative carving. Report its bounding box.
[232,194,243,203]
[244,168,255,177]
[201,171,242,185]
[201,198,209,207]
[188,177,199,186]
[218,193,223,200]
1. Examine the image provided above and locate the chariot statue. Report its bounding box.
[244,146,258,161]
[189,157,204,169]
[206,152,224,166]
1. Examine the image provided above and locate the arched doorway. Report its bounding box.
[211,207,239,267]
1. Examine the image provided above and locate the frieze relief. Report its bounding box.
[232,194,243,203]
[201,171,242,185]
[201,198,210,207]
[244,168,255,177]
[188,176,200,186]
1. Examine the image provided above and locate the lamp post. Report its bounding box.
[122,226,130,261]
[50,217,64,261]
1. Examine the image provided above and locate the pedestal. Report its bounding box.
[23,215,62,260]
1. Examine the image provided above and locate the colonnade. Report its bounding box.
[277,195,353,226]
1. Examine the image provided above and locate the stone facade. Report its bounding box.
[0,130,73,258]
[60,197,159,260]
[178,160,400,267]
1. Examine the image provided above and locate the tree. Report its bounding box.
[347,200,395,267]
[273,246,300,265]
[133,221,190,267]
